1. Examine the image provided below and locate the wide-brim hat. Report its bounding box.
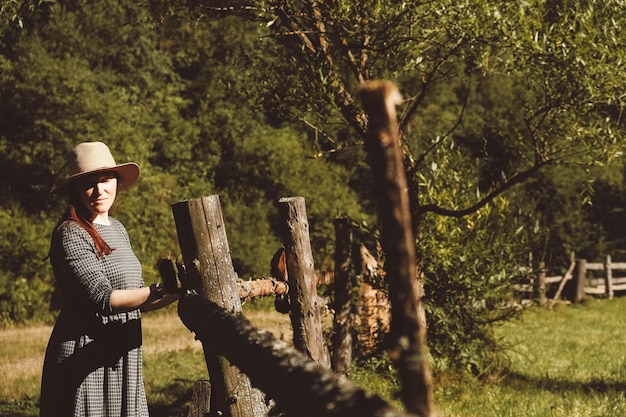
[51,141,140,194]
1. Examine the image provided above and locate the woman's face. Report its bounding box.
[75,172,118,220]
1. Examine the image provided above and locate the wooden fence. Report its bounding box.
[164,194,419,417]
[166,81,435,417]
[526,256,626,305]
[579,256,626,299]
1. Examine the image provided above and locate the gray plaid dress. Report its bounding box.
[40,218,149,417]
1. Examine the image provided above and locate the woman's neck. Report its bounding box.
[92,213,110,225]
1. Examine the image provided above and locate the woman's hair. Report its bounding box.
[62,193,114,258]
[48,173,121,259]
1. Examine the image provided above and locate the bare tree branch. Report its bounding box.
[418,161,551,218]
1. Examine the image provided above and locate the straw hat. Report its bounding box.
[51,142,140,194]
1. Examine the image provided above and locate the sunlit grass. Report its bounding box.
[0,325,49,400]
[2,297,626,416]
[435,298,626,417]
[0,301,293,417]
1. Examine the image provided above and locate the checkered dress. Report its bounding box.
[40,218,148,417]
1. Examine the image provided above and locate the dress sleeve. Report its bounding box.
[51,222,113,314]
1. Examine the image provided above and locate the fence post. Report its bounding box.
[358,80,434,417]
[186,380,211,417]
[571,259,587,303]
[605,255,614,300]
[278,196,331,368]
[331,217,353,374]
[172,195,266,417]
[534,261,547,305]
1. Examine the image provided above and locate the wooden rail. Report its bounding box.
[178,294,419,417]
[582,255,626,299]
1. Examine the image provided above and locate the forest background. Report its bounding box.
[1,0,625,376]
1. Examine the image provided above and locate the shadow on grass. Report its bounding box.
[0,398,39,417]
[503,372,626,395]
[149,378,195,417]
[0,384,196,417]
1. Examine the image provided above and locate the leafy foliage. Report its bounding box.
[0,0,365,322]
[420,202,529,375]
[185,0,626,374]
[0,205,54,324]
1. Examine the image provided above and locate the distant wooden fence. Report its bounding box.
[579,256,626,300]
[523,256,626,305]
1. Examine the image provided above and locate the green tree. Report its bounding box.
[180,0,626,397]
[0,0,194,322]
[0,0,370,323]
[148,10,371,274]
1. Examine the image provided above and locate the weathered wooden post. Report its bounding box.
[571,258,587,303]
[171,195,266,417]
[278,196,331,368]
[331,217,353,374]
[534,261,547,305]
[187,380,211,417]
[358,80,434,417]
[605,255,614,299]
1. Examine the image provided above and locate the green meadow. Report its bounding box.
[2,297,625,417]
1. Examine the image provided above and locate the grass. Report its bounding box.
[0,301,293,417]
[2,297,626,416]
[434,297,626,417]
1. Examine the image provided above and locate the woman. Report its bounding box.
[40,141,178,417]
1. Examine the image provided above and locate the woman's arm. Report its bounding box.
[109,286,152,312]
[109,284,180,313]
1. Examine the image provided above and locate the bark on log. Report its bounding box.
[278,197,331,368]
[158,257,288,302]
[172,195,266,417]
[353,244,390,357]
[353,280,390,356]
[358,80,435,417]
[178,294,420,417]
[238,278,289,301]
